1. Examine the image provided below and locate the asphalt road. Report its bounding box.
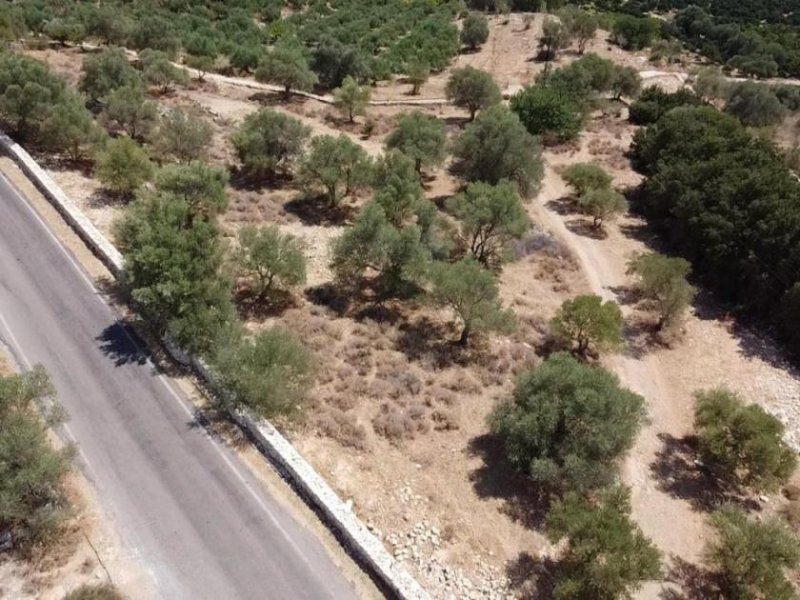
[0,173,359,600]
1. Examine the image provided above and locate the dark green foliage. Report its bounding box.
[562,163,612,197]
[540,53,618,100]
[627,252,694,332]
[611,15,659,50]
[630,106,800,356]
[333,75,370,122]
[707,505,800,600]
[80,47,141,102]
[255,42,318,98]
[490,352,646,493]
[150,108,213,163]
[114,181,234,356]
[628,86,705,125]
[138,49,188,92]
[611,66,642,99]
[446,181,529,267]
[451,106,544,197]
[406,61,430,95]
[445,66,501,121]
[428,258,515,345]
[230,44,262,73]
[460,12,489,51]
[235,225,307,296]
[545,486,661,599]
[510,84,583,142]
[725,81,787,127]
[62,583,126,600]
[44,17,85,45]
[231,109,311,179]
[551,294,624,357]
[95,137,154,197]
[128,15,180,57]
[370,150,425,226]
[330,201,429,294]
[213,327,314,418]
[694,388,796,492]
[41,93,104,161]
[0,366,72,550]
[152,162,229,219]
[310,38,371,90]
[297,134,371,206]
[385,112,447,175]
[0,52,67,137]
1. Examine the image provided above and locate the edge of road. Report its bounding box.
[0,131,430,600]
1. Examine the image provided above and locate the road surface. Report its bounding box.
[0,172,359,599]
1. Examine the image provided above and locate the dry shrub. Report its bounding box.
[443,371,481,395]
[783,500,800,531]
[428,386,457,406]
[372,402,429,442]
[315,410,368,451]
[431,408,460,431]
[783,484,800,501]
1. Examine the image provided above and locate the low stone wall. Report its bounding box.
[0,133,429,600]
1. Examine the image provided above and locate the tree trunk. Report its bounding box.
[458,326,470,346]
[284,85,291,100]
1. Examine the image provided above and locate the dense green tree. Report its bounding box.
[551,294,623,357]
[152,162,229,219]
[445,66,501,121]
[490,352,646,493]
[230,44,262,73]
[628,87,705,125]
[0,4,26,41]
[611,66,642,100]
[446,181,529,267]
[330,201,429,294]
[83,5,131,46]
[578,187,627,229]
[510,84,583,142]
[370,150,425,226]
[540,53,618,100]
[79,47,141,103]
[694,388,797,492]
[451,106,544,197]
[114,190,234,356]
[693,67,729,101]
[231,109,311,179]
[559,6,598,54]
[297,134,371,206]
[707,506,800,600]
[562,163,612,197]
[128,15,180,57]
[255,42,318,100]
[650,39,683,65]
[0,52,66,137]
[626,252,694,332]
[311,38,370,90]
[460,12,489,51]
[150,108,213,163]
[428,258,515,345]
[539,17,572,61]
[95,137,154,197]
[385,112,447,176]
[333,76,370,123]
[611,15,659,50]
[725,82,787,127]
[406,61,430,96]
[0,366,72,549]
[235,225,307,297]
[545,486,661,599]
[213,327,314,418]
[44,17,85,45]
[100,84,158,139]
[41,94,104,161]
[138,49,188,93]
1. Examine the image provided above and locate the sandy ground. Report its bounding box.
[14,14,800,598]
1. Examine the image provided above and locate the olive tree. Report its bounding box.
[445,66,501,121]
[385,112,447,176]
[460,12,489,51]
[725,82,786,127]
[333,76,370,123]
[579,187,627,229]
[150,107,213,163]
[41,94,105,161]
[138,49,188,93]
[370,150,425,226]
[539,17,571,61]
[694,388,797,492]
[550,294,623,358]
[79,47,141,102]
[490,352,646,493]
[428,258,515,345]
[152,162,229,218]
[545,486,661,599]
[100,83,158,139]
[446,181,530,267]
[255,42,318,100]
[297,134,371,206]
[95,137,154,197]
[627,252,694,332]
[0,52,67,137]
[707,506,800,600]
[231,109,311,179]
[562,163,613,197]
[406,61,430,95]
[559,6,598,54]
[451,106,544,197]
[235,225,307,297]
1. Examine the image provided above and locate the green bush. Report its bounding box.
[149,107,213,163]
[627,252,694,332]
[100,84,158,139]
[550,294,624,358]
[235,225,307,297]
[460,12,489,51]
[333,75,370,122]
[490,352,646,493]
[445,66,501,121]
[231,109,311,179]
[95,137,154,197]
[0,52,67,137]
[255,41,318,99]
[298,134,371,206]
[562,163,612,197]
[510,84,583,142]
[385,112,447,176]
[694,388,796,492]
[628,87,705,125]
[79,47,142,102]
[578,187,627,229]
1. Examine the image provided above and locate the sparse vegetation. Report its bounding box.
[627,252,694,333]
[235,225,307,298]
[333,76,371,123]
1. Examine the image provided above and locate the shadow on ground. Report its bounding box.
[660,556,721,600]
[96,322,149,367]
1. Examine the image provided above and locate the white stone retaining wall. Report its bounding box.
[0,134,429,600]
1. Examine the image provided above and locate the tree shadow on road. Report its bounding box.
[96,322,149,367]
[659,556,721,600]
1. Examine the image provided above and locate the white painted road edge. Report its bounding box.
[0,132,430,600]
